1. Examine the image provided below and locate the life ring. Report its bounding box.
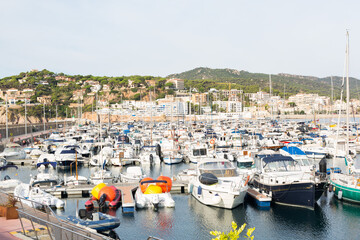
[244,175,250,186]
[210,139,215,145]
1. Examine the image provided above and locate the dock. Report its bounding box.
[118,185,137,213]
[2,181,188,198]
[247,188,272,208]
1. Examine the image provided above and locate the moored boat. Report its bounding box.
[188,158,249,209]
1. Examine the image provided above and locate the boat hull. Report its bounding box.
[190,183,247,209]
[330,179,360,203]
[253,179,316,209]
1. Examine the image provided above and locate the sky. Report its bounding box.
[0,0,360,79]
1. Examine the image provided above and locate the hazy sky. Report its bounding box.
[1,0,359,79]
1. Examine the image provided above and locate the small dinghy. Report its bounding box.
[135,176,175,210]
[85,183,121,211]
[65,209,120,232]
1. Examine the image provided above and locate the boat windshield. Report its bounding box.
[297,159,311,166]
[199,161,237,177]
[237,161,253,169]
[263,160,300,172]
[193,148,207,156]
[4,148,21,153]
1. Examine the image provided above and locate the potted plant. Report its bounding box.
[0,194,19,219]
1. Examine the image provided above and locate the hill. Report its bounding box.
[168,67,360,98]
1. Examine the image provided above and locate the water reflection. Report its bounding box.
[188,195,247,234]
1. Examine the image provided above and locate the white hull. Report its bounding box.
[135,188,175,208]
[190,183,247,209]
[163,157,183,165]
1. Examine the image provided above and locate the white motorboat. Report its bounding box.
[188,158,249,209]
[0,143,26,160]
[14,183,65,209]
[54,145,84,168]
[29,168,61,187]
[29,148,46,160]
[162,150,183,165]
[175,168,197,183]
[186,142,211,164]
[90,146,113,166]
[0,175,22,189]
[89,168,117,185]
[120,166,146,183]
[138,150,161,165]
[36,153,57,168]
[64,175,89,186]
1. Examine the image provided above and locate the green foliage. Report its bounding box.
[210,221,255,240]
[131,88,138,93]
[132,93,141,100]
[156,92,165,99]
[167,89,175,95]
[169,67,360,98]
[165,82,174,87]
[288,102,296,107]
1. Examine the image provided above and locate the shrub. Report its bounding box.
[210,221,254,240]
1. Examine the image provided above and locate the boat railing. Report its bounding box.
[0,189,111,240]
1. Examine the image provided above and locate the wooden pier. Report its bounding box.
[45,181,188,198]
[118,185,137,213]
[1,181,189,199]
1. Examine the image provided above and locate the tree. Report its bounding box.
[132,93,141,100]
[165,82,174,88]
[288,102,296,107]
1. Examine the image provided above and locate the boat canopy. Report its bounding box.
[262,154,295,164]
[281,146,306,155]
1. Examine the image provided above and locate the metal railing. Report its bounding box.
[0,189,110,240]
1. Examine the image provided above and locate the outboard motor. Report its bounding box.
[98,194,107,212]
[319,158,327,174]
[149,154,154,164]
[155,144,162,157]
[78,209,87,219]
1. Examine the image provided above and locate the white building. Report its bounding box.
[213,101,242,112]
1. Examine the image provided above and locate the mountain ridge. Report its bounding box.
[168,67,360,98]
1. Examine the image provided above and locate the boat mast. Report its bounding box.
[43,103,46,132]
[150,88,153,145]
[5,94,8,139]
[25,97,27,135]
[346,30,350,156]
[269,74,273,120]
[330,76,333,124]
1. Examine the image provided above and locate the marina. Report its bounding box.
[2,2,360,239]
[0,114,359,239]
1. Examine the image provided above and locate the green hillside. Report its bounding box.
[168,67,360,98]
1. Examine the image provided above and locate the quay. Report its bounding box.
[45,181,188,199]
[2,181,188,199]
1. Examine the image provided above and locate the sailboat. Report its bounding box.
[329,31,360,203]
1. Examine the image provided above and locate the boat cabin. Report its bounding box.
[261,155,301,172]
[198,160,237,177]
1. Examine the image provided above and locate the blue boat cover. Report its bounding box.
[281,146,306,155]
[262,154,295,163]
